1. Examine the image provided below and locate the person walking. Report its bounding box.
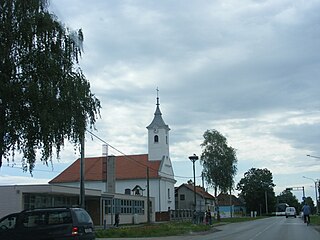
[114,213,120,227]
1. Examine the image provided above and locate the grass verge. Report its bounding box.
[95,218,259,238]
[96,221,211,238]
[311,215,320,225]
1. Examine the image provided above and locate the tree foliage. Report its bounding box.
[200,129,237,196]
[277,190,300,212]
[237,168,276,214]
[0,0,101,172]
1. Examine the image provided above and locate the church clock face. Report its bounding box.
[153,128,158,133]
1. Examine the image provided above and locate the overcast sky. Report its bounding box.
[1,0,320,202]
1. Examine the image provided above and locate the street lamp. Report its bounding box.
[303,176,319,214]
[189,154,199,212]
[306,154,320,159]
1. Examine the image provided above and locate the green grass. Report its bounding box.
[96,221,212,238]
[311,215,320,225]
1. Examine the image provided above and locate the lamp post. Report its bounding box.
[306,154,320,159]
[189,154,199,212]
[303,176,319,214]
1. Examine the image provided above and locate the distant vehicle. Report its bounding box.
[0,207,95,240]
[276,203,289,216]
[285,207,296,218]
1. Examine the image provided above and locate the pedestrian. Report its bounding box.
[114,213,120,227]
[205,210,209,224]
[207,209,212,225]
[302,203,311,224]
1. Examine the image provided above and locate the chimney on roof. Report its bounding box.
[102,144,116,193]
[106,156,116,193]
[102,144,108,156]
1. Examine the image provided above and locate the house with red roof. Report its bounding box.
[175,183,215,213]
[49,95,176,216]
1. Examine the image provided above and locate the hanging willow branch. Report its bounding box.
[0,0,101,173]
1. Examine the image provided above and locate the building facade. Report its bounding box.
[49,95,176,214]
[175,183,215,213]
[217,193,246,218]
[0,184,155,225]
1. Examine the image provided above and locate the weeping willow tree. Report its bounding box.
[0,0,101,173]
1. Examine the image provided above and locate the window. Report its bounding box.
[154,135,159,143]
[113,198,144,215]
[180,194,185,201]
[48,211,72,225]
[125,188,131,195]
[0,214,17,230]
[74,209,92,224]
[22,212,46,228]
[104,199,112,214]
[168,188,171,199]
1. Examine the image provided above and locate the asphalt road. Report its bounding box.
[98,216,320,240]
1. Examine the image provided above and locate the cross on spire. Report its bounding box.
[156,87,159,106]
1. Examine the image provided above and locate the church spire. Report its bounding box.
[147,88,170,161]
[156,87,159,106]
[147,88,169,130]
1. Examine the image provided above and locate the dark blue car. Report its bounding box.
[0,207,95,240]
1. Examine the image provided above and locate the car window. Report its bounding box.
[22,212,46,228]
[0,214,17,230]
[74,209,93,224]
[48,211,72,225]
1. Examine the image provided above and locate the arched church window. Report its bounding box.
[154,135,159,143]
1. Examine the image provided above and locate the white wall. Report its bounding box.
[148,128,169,161]
[116,178,175,212]
[52,178,176,212]
[0,186,23,218]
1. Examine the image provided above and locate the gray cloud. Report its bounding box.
[2,0,319,195]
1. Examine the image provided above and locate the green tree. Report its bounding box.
[237,168,276,214]
[0,0,101,172]
[277,190,300,212]
[200,129,237,197]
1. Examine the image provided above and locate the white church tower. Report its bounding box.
[146,91,170,161]
[146,90,175,212]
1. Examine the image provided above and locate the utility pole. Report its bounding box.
[265,191,268,214]
[80,134,85,209]
[147,167,150,223]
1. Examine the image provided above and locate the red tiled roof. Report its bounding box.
[49,154,161,183]
[176,184,215,200]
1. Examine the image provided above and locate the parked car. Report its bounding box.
[0,207,95,240]
[285,206,296,218]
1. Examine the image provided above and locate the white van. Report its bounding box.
[285,207,296,218]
